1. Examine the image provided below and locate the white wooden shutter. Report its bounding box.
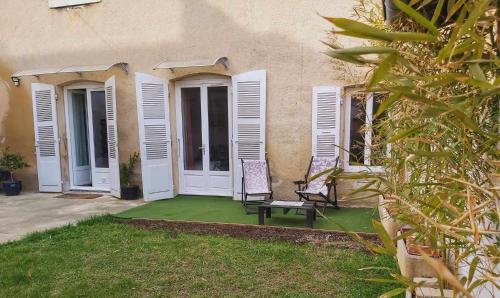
[105,76,120,197]
[312,86,341,158]
[135,72,174,201]
[31,83,62,192]
[232,70,266,200]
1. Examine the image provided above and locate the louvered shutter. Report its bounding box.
[105,76,121,197]
[232,70,266,200]
[312,86,341,158]
[135,72,173,201]
[31,83,62,192]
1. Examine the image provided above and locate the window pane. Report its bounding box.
[349,93,366,165]
[208,86,229,171]
[72,91,90,167]
[181,88,203,171]
[370,93,388,166]
[91,91,109,168]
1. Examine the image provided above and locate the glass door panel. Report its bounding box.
[181,87,203,171]
[72,92,90,167]
[70,90,91,186]
[207,86,229,171]
[90,91,109,168]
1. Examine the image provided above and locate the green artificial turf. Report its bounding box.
[0,216,397,297]
[116,195,378,233]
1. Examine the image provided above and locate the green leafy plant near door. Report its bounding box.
[319,0,498,297]
[120,152,140,200]
[0,147,30,196]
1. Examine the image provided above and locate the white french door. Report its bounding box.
[176,80,232,196]
[66,85,110,190]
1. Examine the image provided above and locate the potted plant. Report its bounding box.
[0,148,30,196]
[120,152,140,200]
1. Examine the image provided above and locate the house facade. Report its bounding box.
[0,0,379,206]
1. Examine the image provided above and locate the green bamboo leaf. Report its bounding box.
[460,78,495,90]
[375,92,400,116]
[348,179,377,195]
[372,219,397,256]
[368,53,397,89]
[324,17,393,41]
[449,108,481,131]
[327,51,368,65]
[457,0,490,39]
[349,231,388,254]
[438,5,467,60]
[364,278,403,284]
[446,0,465,22]
[480,85,500,97]
[393,0,439,35]
[411,150,452,157]
[467,279,488,292]
[332,46,397,55]
[431,0,446,24]
[387,124,427,143]
[396,55,421,74]
[389,32,437,42]
[469,63,487,82]
[379,287,407,298]
[467,256,480,286]
[328,20,436,42]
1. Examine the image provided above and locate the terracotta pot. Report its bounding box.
[406,236,441,258]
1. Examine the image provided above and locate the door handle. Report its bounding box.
[198,145,205,155]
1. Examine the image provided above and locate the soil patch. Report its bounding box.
[117,218,380,250]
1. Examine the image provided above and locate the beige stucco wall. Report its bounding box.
[0,0,375,207]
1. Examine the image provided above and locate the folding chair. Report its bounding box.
[241,159,273,214]
[294,156,339,212]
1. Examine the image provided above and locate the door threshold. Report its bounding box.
[69,187,110,193]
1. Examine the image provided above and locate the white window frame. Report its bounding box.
[344,92,385,172]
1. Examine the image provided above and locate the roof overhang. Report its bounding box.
[11,62,129,86]
[153,56,229,72]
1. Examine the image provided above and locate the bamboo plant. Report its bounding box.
[321,0,499,296]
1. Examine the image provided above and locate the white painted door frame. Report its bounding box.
[175,77,233,196]
[64,83,110,192]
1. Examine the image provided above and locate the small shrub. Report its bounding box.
[0,148,29,182]
[120,152,139,187]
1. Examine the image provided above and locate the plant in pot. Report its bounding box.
[120,152,140,200]
[0,148,30,196]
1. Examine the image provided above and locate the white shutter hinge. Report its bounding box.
[55,93,59,101]
[340,97,344,105]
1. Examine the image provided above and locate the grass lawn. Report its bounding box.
[0,216,396,297]
[117,195,378,233]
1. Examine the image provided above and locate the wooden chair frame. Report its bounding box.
[241,159,273,214]
[294,156,339,212]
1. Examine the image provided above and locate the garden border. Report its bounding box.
[115,217,381,250]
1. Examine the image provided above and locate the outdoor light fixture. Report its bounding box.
[11,77,20,86]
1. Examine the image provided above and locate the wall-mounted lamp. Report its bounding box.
[11,77,20,86]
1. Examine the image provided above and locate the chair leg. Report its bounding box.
[332,183,339,209]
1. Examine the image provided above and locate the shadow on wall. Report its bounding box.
[0,71,9,143]
[0,62,36,189]
[1,0,345,196]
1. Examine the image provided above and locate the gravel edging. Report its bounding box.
[115,218,380,251]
